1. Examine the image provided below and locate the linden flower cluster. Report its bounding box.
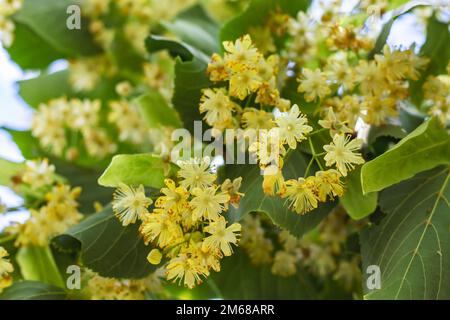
[86,269,166,300]
[80,0,192,91]
[279,131,364,215]
[423,64,450,124]
[204,35,290,130]
[296,44,429,128]
[69,56,117,92]
[0,247,14,292]
[8,159,83,247]
[108,98,149,145]
[0,0,23,47]
[112,157,243,289]
[286,10,372,67]
[241,210,363,292]
[203,35,366,216]
[32,97,117,159]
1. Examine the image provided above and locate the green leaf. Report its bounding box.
[0,158,23,188]
[386,0,411,10]
[367,124,407,145]
[220,0,310,43]
[135,91,182,129]
[211,248,320,299]
[0,281,67,300]
[162,4,220,56]
[52,159,112,213]
[368,1,429,59]
[13,0,99,57]
[16,246,65,288]
[399,105,426,133]
[98,154,174,188]
[340,167,378,220]
[146,35,210,63]
[54,206,157,279]
[361,117,450,194]
[18,71,74,108]
[361,166,450,299]
[6,22,63,70]
[172,56,212,133]
[18,70,118,109]
[109,30,146,72]
[2,129,44,160]
[146,35,212,133]
[410,15,450,104]
[223,150,336,238]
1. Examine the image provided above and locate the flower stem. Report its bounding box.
[310,127,328,136]
[304,157,315,178]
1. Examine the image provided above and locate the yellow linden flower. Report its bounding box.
[223,34,261,72]
[240,214,274,265]
[207,53,229,82]
[248,129,285,167]
[202,217,241,257]
[199,88,237,128]
[282,177,318,215]
[0,246,14,291]
[16,183,83,246]
[140,209,184,248]
[276,98,292,112]
[196,244,221,273]
[143,62,167,90]
[177,157,216,191]
[297,68,331,102]
[314,170,344,202]
[271,251,297,277]
[0,17,15,47]
[325,57,356,91]
[68,99,101,130]
[283,177,318,215]
[405,49,429,80]
[429,101,450,125]
[362,95,398,126]
[166,252,207,289]
[355,60,386,96]
[108,100,148,144]
[31,99,67,156]
[323,134,365,176]
[335,95,362,129]
[83,0,111,17]
[112,183,152,226]
[155,179,189,214]
[115,81,132,97]
[81,127,117,159]
[255,79,280,106]
[375,45,412,83]
[221,177,244,208]
[423,75,449,104]
[275,104,312,149]
[262,168,286,196]
[229,67,262,100]
[22,158,55,189]
[318,107,353,136]
[69,58,102,92]
[241,108,275,130]
[256,54,279,81]
[147,249,163,265]
[190,186,230,221]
